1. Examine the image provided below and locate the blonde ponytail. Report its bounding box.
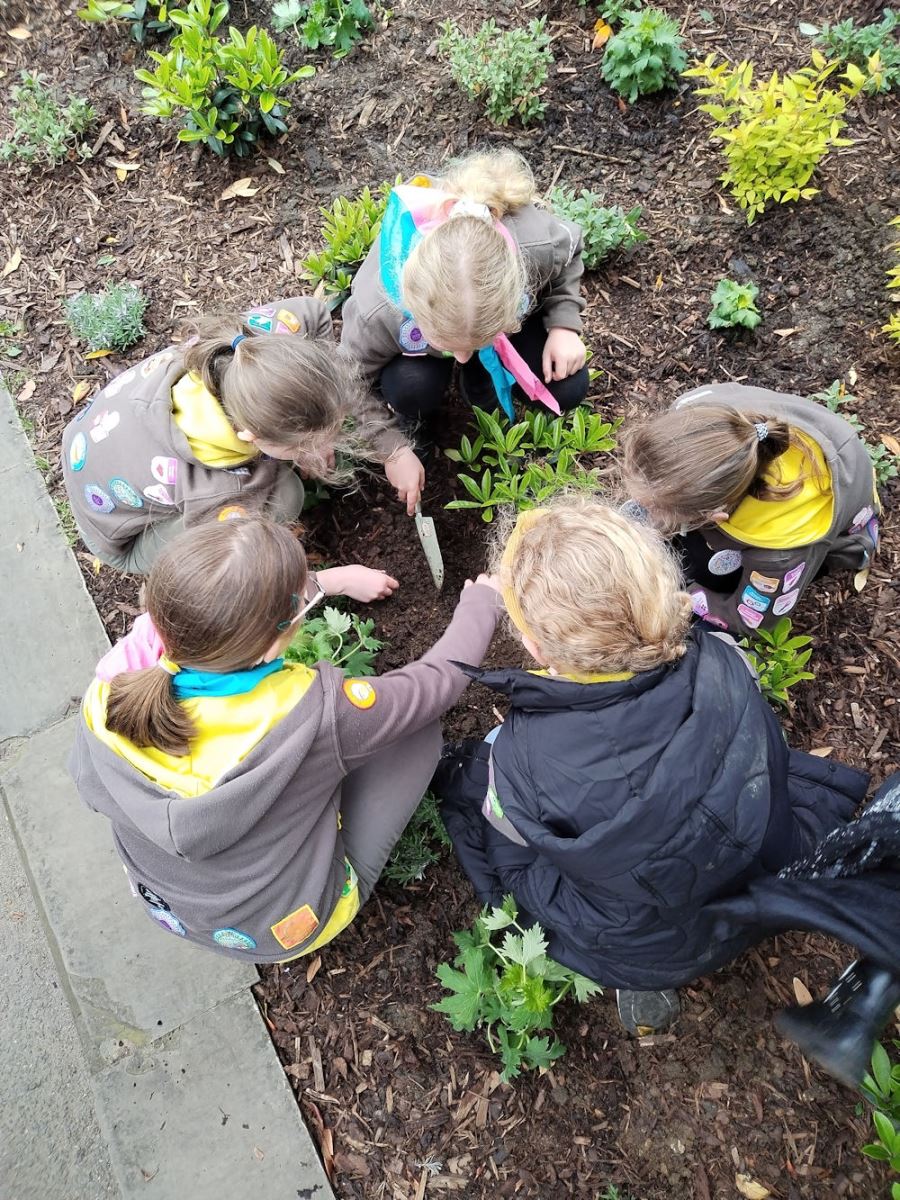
[439,149,537,218]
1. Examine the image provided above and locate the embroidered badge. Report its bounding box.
[518,291,532,319]
[690,590,709,618]
[109,477,144,508]
[151,455,178,485]
[103,368,135,398]
[740,585,771,613]
[69,432,87,472]
[89,409,121,444]
[226,466,251,476]
[707,549,743,575]
[343,679,376,709]
[271,904,319,950]
[212,927,257,951]
[398,317,429,354]
[782,562,806,590]
[866,516,879,547]
[341,860,358,898]
[737,603,764,629]
[247,312,274,333]
[218,505,247,521]
[84,483,116,513]
[749,571,779,594]
[772,590,799,616]
[276,309,301,334]
[148,907,186,936]
[143,484,175,505]
[849,505,875,534]
[139,353,164,379]
[138,883,170,910]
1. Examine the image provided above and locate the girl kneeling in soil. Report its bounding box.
[70,515,501,963]
[620,382,880,636]
[61,297,423,574]
[434,498,900,1087]
[340,149,589,511]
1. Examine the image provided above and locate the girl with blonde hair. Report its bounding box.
[71,514,502,963]
[61,296,422,577]
[340,149,589,513]
[620,381,880,634]
[434,496,900,1086]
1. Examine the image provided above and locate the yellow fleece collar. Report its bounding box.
[529,668,635,683]
[171,373,258,469]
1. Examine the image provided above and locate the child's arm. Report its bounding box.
[689,544,830,635]
[539,217,587,334]
[332,581,502,768]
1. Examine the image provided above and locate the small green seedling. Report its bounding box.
[78,0,187,43]
[0,72,95,168]
[601,7,686,103]
[437,18,552,126]
[382,793,451,886]
[271,0,373,56]
[597,0,642,24]
[810,379,899,486]
[65,283,148,351]
[285,605,382,677]
[433,895,601,1081]
[301,181,396,299]
[707,278,761,331]
[860,1040,900,1191]
[549,187,645,269]
[803,9,900,94]
[740,617,814,707]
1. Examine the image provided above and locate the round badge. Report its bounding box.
[707,549,743,575]
[148,907,185,936]
[398,317,428,353]
[108,477,144,509]
[343,679,377,709]
[218,505,246,521]
[212,927,257,951]
[69,432,87,472]
[84,483,116,513]
[138,883,170,910]
[518,291,532,318]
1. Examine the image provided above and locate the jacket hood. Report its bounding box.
[455,661,669,712]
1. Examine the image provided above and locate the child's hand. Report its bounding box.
[464,573,502,594]
[542,328,586,383]
[385,446,425,516]
[318,565,399,603]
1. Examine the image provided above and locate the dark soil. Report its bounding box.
[2,0,898,1196]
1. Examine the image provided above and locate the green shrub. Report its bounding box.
[301,181,394,300]
[549,187,645,269]
[271,0,373,56]
[740,617,813,707]
[437,18,552,126]
[597,0,642,23]
[804,9,900,94]
[135,0,313,156]
[382,793,451,886]
[860,1040,900,1194]
[707,278,761,330]
[433,895,601,1081]
[446,406,618,523]
[285,606,381,676]
[601,7,686,103]
[65,283,147,351]
[0,72,95,168]
[77,0,188,43]
[684,53,868,223]
[810,379,899,486]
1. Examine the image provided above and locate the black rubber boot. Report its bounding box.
[616,988,680,1035]
[776,958,900,1087]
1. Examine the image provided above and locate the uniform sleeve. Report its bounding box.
[244,297,333,339]
[537,217,586,334]
[333,585,501,768]
[179,460,284,526]
[339,290,401,384]
[688,544,830,635]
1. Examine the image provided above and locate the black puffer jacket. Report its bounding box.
[442,630,870,989]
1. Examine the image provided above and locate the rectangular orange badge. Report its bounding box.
[271,904,319,950]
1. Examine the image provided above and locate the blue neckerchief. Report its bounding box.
[171,658,285,700]
[477,347,516,420]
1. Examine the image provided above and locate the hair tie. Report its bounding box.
[231,334,247,351]
[449,199,493,226]
[754,421,769,442]
[158,655,180,676]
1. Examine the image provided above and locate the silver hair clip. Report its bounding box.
[449,199,493,225]
[754,422,769,442]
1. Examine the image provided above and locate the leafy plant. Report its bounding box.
[446,406,618,522]
[437,18,552,126]
[0,72,95,168]
[285,605,382,676]
[600,7,686,103]
[271,0,373,57]
[549,187,645,269]
[77,0,188,43]
[803,9,900,94]
[597,0,642,24]
[810,379,899,486]
[684,52,868,223]
[54,497,79,548]
[740,617,814,707]
[433,895,601,1081]
[860,1040,900,1194]
[301,181,395,300]
[135,0,313,156]
[65,283,148,351]
[707,278,761,330]
[885,215,900,346]
[382,793,451,886]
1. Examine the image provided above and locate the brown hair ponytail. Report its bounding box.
[105,516,308,756]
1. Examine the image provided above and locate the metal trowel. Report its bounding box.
[414,502,444,590]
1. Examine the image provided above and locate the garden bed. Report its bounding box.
[1,0,899,1195]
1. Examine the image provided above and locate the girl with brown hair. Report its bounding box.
[71,514,502,963]
[61,296,423,576]
[620,382,880,634]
